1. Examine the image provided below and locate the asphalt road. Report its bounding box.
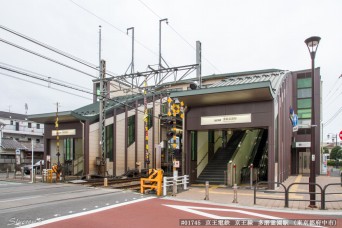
[1,180,342,228]
[0,180,147,227]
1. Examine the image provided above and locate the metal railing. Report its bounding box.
[254,180,342,209]
[322,183,342,210]
[163,175,189,196]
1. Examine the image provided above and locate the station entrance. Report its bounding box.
[190,128,268,186]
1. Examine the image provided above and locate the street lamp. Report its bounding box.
[305,36,321,208]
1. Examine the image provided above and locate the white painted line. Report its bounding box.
[0,195,41,203]
[19,197,155,228]
[163,204,283,220]
[82,208,87,211]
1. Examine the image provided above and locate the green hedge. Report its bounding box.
[327,160,341,167]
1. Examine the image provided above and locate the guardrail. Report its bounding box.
[163,175,189,196]
[322,183,342,210]
[254,180,342,210]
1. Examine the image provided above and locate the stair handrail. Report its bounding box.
[215,136,223,144]
[229,131,248,163]
[196,152,208,169]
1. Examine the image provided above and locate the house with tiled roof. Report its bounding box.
[0,111,44,171]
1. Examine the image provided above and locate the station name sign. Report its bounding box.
[52,129,76,136]
[201,114,251,125]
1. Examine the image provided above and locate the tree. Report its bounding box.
[323,147,329,154]
[330,146,342,160]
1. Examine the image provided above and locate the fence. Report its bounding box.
[254,180,342,210]
[163,175,189,196]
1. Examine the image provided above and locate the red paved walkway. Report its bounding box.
[32,198,341,228]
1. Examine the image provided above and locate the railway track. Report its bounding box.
[78,177,141,190]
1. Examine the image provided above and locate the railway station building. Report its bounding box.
[29,67,321,186]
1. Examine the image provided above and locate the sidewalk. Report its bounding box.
[173,175,342,211]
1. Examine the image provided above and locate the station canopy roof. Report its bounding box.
[170,69,288,107]
[28,92,160,124]
[29,69,288,123]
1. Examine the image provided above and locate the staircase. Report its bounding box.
[196,131,245,185]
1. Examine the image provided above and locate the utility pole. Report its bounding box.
[144,77,149,169]
[99,60,107,176]
[99,25,102,75]
[55,102,60,166]
[196,41,202,88]
[127,27,135,93]
[159,18,168,81]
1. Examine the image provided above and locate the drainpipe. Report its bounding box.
[80,120,85,177]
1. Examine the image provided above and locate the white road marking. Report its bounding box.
[19,197,154,228]
[82,208,87,211]
[0,195,41,203]
[163,204,283,220]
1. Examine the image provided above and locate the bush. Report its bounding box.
[327,160,341,167]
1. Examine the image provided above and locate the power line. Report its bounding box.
[0,72,92,100]
[0,64,93,95]
[0,24,98,70]
[0,61,91,91]
[324,77,342,102]
[137,0,222,73]
[0,24,132,88]
[68,0,158,57]
[0,37,97,79]
[0,64,165,119]
[323,106,342,127]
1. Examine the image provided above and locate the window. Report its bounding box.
[106,124,113,161]
[297,78,311,88]
[296,72,313,134]
[128,115,135,146]
[10,120,13,125]
[28,138,31,141]
[28,122,32,128]
[36,139,40,143]
[64,138,74,161]
[297,99,311,109]
[191,131,197,161]
[147,108,153,129]
[297,88,311,98]
[161,103,168,115]
[36,124,40,129]
[297,109,311,119]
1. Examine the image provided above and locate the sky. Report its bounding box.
[0,0,341,142]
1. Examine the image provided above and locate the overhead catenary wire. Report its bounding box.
[68,0,158,57]
[0,24,97,70]
[0,64,164,119]
[137,0,222,73]
[0,72,92,100]
[0,61,91,91]
[0,37,97,79]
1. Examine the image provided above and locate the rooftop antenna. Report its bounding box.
[25,103,28,115]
